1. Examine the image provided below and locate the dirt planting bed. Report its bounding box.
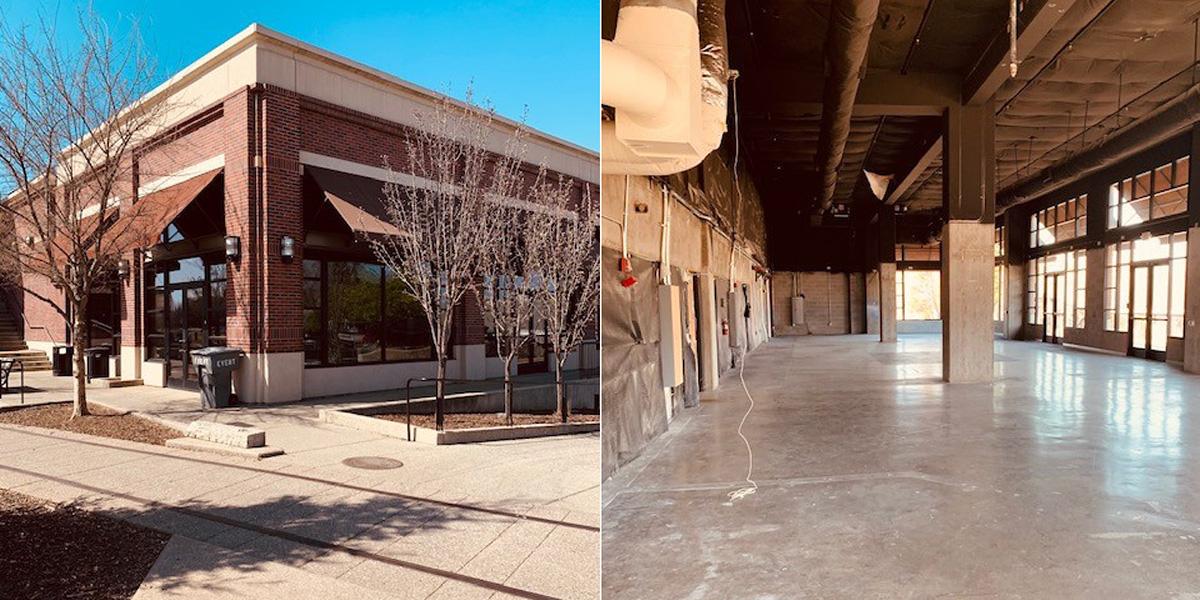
[0,488,170,599]
[0,403,179,445]
[377,412,600,430]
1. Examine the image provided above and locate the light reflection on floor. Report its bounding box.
[603,333,1200,599]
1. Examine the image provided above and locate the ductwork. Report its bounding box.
[815,0,881,212]
[1000,83,1200,208]
[601,0,729,176]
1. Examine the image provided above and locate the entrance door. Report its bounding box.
[1042,273,1066,344]
[516,317,548,374]
[1129,262,1170,361]
[166,283,207,389]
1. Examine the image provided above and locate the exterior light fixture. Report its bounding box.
[116,259,130,279]
[224,235,241,261]
[280,235,295,263]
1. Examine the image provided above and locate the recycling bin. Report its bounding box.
[84,347,110,382]
[190,347,245,409]
[52,346,73,376]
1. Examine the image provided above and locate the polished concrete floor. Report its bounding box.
[602,334,1200,599]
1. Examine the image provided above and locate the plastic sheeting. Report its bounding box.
[601,247,667,479]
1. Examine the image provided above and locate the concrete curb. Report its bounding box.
[320,407,599,445]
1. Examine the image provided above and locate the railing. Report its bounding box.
[402,374,601,438]
[403,377,479,440]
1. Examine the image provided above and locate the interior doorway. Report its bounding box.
[1129,261,1170,361]
[1041,272,1066,344]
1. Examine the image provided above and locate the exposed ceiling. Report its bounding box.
[725,0,1200,234]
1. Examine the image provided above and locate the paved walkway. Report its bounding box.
[0,376,598,598]
[604,334,1200,599]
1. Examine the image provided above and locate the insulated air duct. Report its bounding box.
[602,0,729,176]
[815,0,881,213]
[1001,83,1200,208]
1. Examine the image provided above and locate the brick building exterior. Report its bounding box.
[19,25,598,403]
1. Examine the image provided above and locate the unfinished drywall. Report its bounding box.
[600,144,769,480]
[770,271,866,336]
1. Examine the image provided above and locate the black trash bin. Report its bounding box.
[52,346,73,376]
[84,347,110,382]
[190,347,244,409]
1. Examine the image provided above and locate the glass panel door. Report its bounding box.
[1042,273,1065,344]
[1149,263,1170,358]
[166,283,206,389]
[1129,262,1168,361]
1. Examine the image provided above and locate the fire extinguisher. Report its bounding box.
[721,320,729,336]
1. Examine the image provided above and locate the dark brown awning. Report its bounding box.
[306,166,402,237]
[122,169,222,248]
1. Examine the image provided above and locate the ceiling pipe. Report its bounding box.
[815,0,881,213]
[1000,82,1200,208]
[601,0,729,176]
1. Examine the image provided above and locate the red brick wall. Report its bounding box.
[21,272,65,345]
[223,88,255,351]
[259,87,304,354]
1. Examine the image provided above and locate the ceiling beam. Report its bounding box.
[961,0,1078,106]
[750,70,957,117]
[885,136,941,205]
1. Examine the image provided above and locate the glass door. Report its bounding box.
[517,316,549,374]
[1042,273,1066,344]
[1129,262,1169,360]
[166,282,207,389]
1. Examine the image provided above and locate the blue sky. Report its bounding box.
[1,1,598,150]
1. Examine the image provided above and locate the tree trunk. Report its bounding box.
[435,355,447,431]
[502,357,514,427]
[71,307,89,418]
[556,357,567,423]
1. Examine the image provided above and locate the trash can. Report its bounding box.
[52,346,73,376]
[84,347,110,382]
[190,347,244,409]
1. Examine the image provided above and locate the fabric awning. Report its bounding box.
[306,166,402,237]
[126,169,223,247]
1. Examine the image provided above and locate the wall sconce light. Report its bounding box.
[116,259,130,279]
[280,235,295,263]
[224,235,241,261]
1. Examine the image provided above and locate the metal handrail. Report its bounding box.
[403,377,480,440]
[402,374,600,438]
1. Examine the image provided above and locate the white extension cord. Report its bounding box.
[727,347,758,502]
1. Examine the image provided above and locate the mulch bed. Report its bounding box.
[378,412,600,430]
[0,403,179,446]
[0,488,170,599]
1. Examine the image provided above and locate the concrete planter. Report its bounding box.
[318,381,600,445]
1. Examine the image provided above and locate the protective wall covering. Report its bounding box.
[601,248,666,480]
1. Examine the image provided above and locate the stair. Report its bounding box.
[0,296,51,371]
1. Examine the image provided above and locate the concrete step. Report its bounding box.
[94,378,142,388]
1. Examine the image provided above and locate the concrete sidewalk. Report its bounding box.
[0,420,599,599]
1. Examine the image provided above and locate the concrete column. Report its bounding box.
[1185,226,1200,373]
[942,222,995,382]
[940,102,995,382]
[879,264,897,342]
[866,270,881,334]
[696,273,720,390]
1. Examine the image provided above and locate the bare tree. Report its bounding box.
[371,87,528,429]
[0,10,173,416]
[479,167,555,426]
[532,181,600,423]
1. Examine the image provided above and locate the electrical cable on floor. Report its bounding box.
[727,345,757,503]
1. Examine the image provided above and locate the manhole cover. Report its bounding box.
[342,456,404,470]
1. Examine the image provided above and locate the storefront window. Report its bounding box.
[1104,232,1188,336]
[896,269,940,321]
[302,257,435,367]
[1108,157,1188,229]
